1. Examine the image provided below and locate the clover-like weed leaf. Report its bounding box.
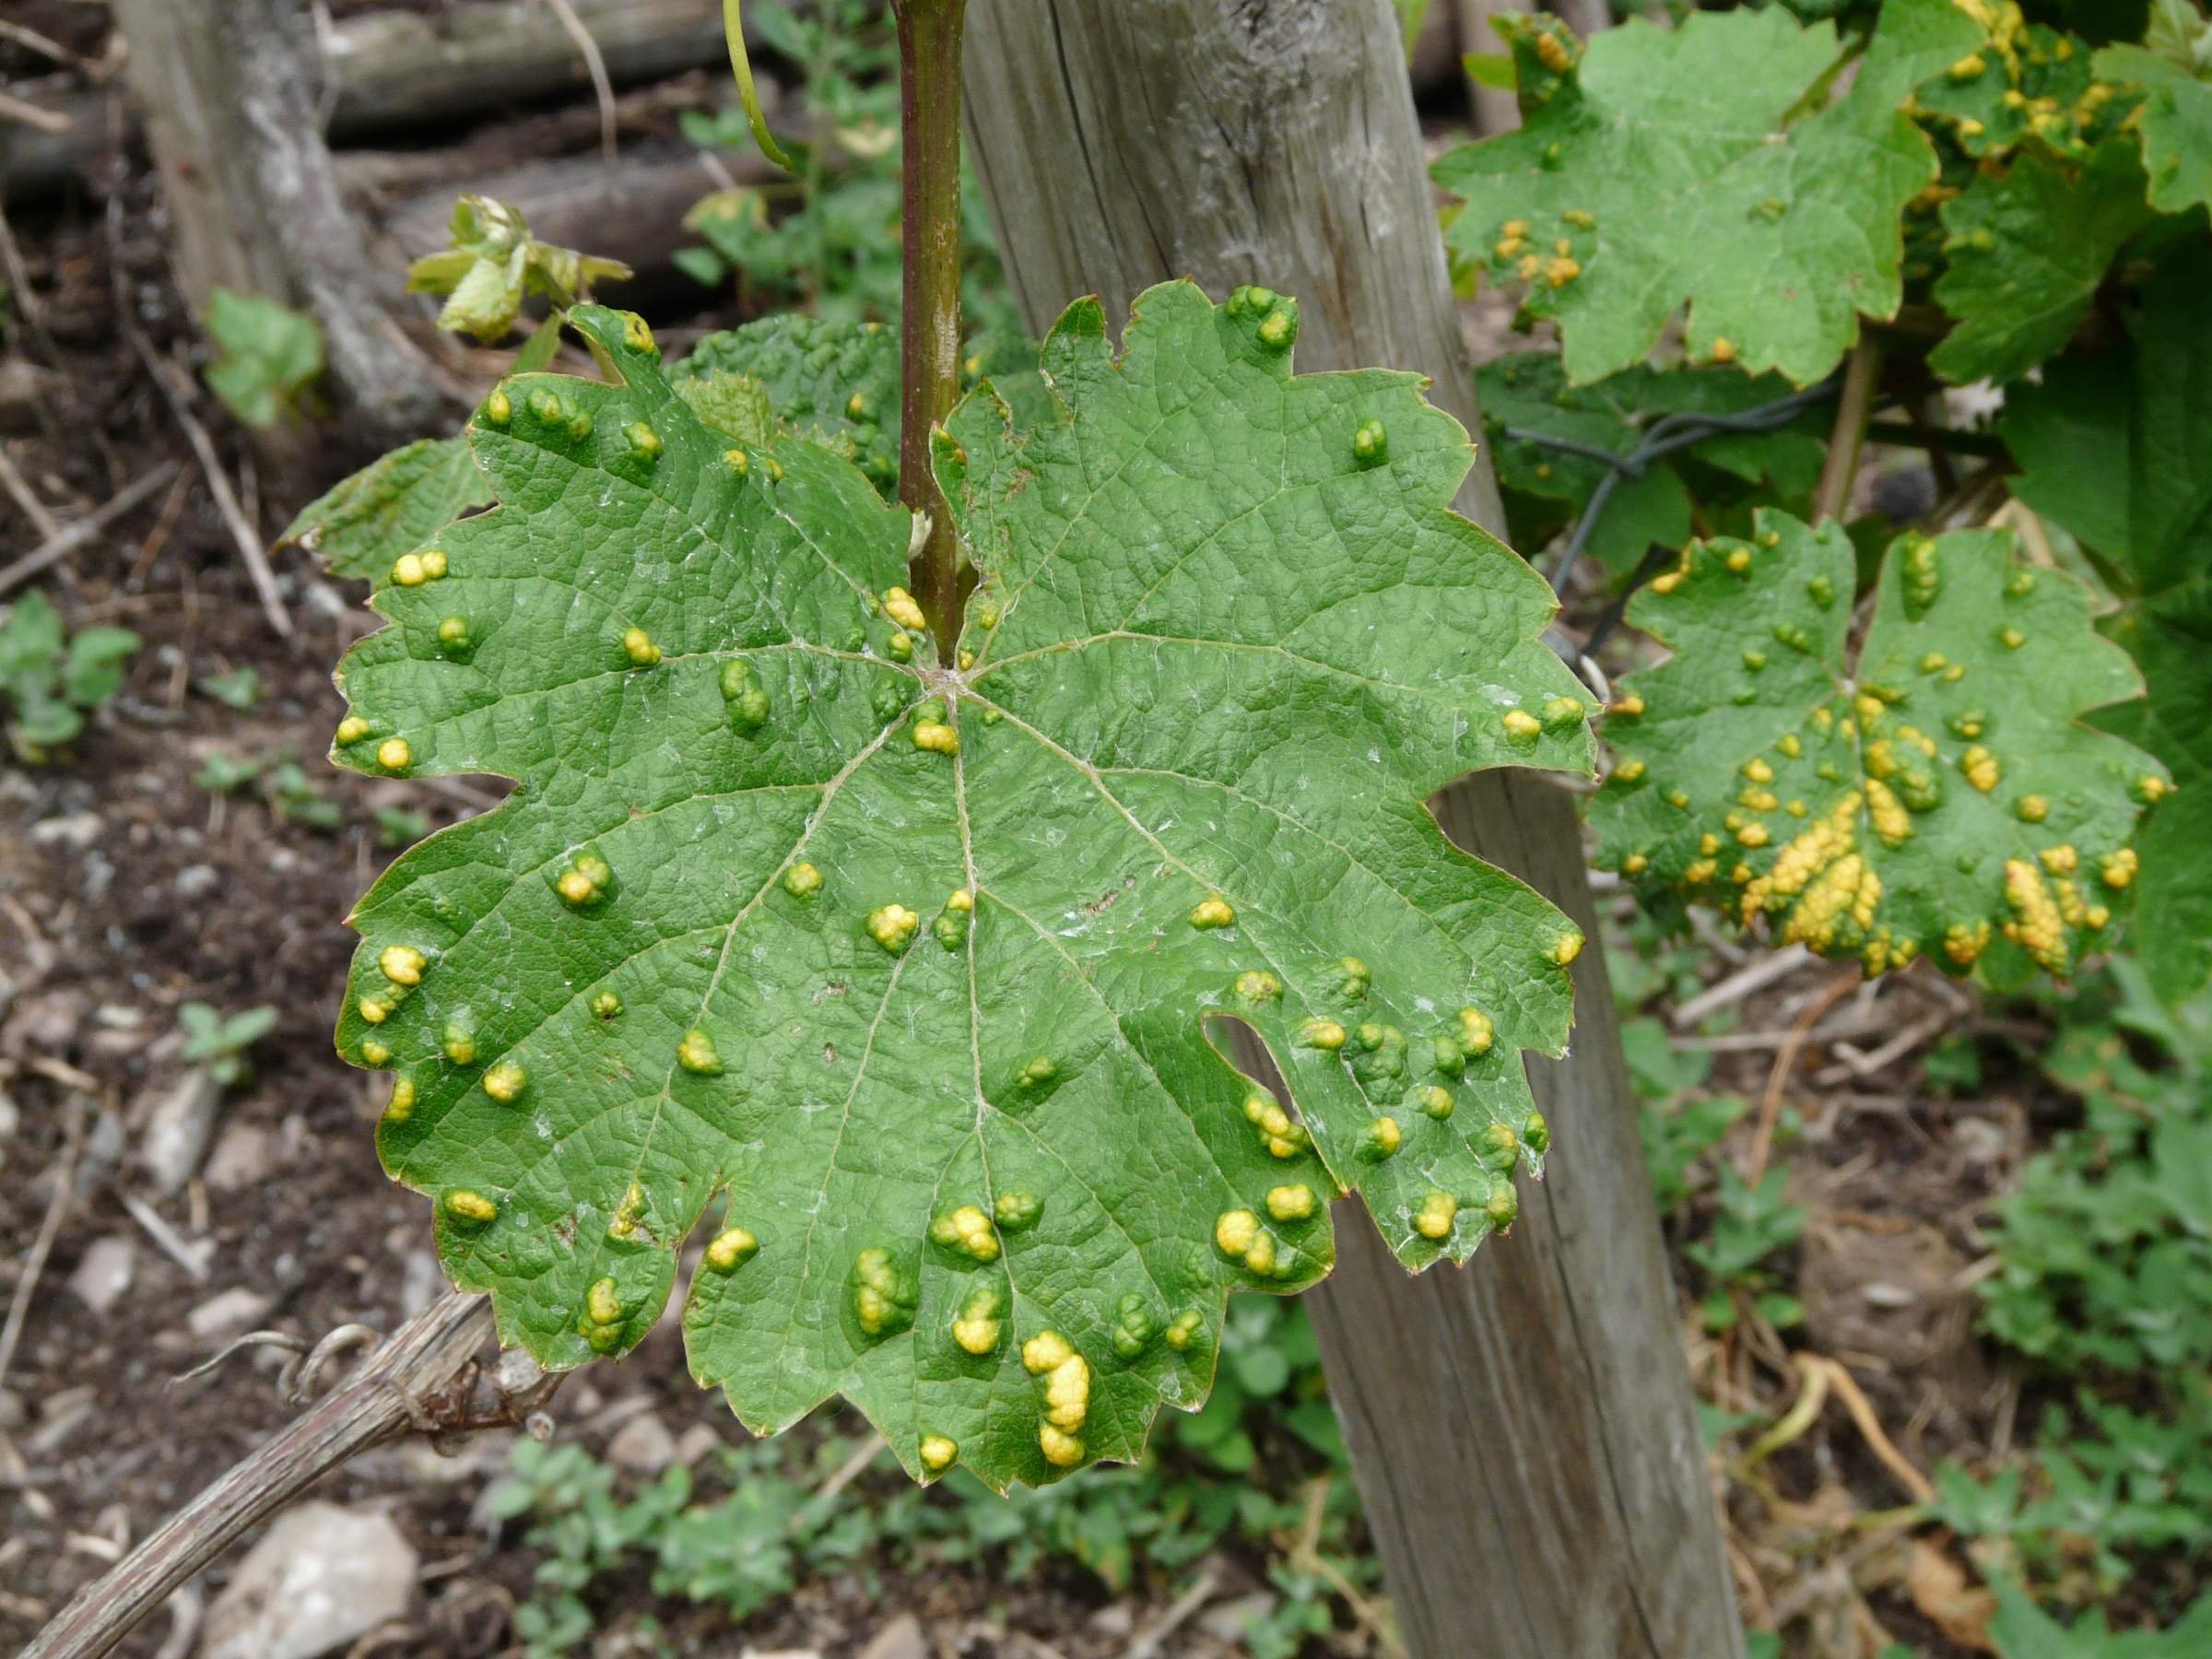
[331,289,1593,1490]
[1589,510,2165,982]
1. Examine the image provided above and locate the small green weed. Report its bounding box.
[194,751,262,794]
[202,288,323,429]
[178,1002,276,1088]
[262,761,342,831]
[489,1298,1372,1655]
[0,590,139,761]
[1688,1166,1806,1333]
[195,666,262,710]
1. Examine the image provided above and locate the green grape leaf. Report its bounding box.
[1476,354,1824,572]
[1589,509,2164,981]
[2001,258,2212,1013]
[280,438,494,582]
[1910,18,2118,165]
[1929,138,2151,384]
[2097,44,2212,216]
[330,289,1592,1492]
[672,315,901,494]
[1433,6,1947,386]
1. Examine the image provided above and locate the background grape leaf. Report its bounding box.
[2098,43,2212,215]
[1433,5,1950,386]
[332,291,1593,1491]
[1929,138,2151,385]
[1589,510,2163,982]
[2003,256,2212,1016]
[279,436,491,581]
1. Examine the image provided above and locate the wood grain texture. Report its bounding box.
[110,0,443,456]
[962,6,1743,1654]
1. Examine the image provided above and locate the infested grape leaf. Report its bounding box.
[1432,5,1947,387]
[2097,43,2212,216]
[1929,137,2151,384]
[330,290,1594,1491]
[280,437,492,581]
[670,315,902,495]
[2003,257,2212,1015]
[1588,509,2164,982]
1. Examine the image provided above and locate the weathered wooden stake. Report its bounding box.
[962,5,1744,1654]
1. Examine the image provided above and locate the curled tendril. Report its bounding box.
[724,0,797,172]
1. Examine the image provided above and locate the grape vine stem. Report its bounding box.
[894,0,967,650]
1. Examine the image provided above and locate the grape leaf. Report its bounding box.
[1929,138,2150,385]
[671,315,901,494]
[2002,258,2212,1014]
[330,290,1593,1490]
[1588,509,2164,982]
[1432,6,1945,386]
[2097,44,2212,216]
[1910,18,2115,165]
[279,437,492,582]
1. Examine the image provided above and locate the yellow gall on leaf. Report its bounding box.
[1611,759,1646,783]
[622,628,661,667]
[930,1204,1000,1263]
[1414,1192,1457,1241]
[1501,708,1542,742]
[376,738,412,773]
[2016,794,2050,824]
[913,720,959,755]
[1726,547,1752,574]
[1735,821,1771,849]
[1234,970,1281,1003]
[443,1189,497,1226]
[392,552,430,587]
[882,587,927,630]
[1545,255,1581,288]
[1999,626,2025,650]
[382,1077,415,1123]
[1743,759,1774,784]
[1624,853,1649,875]
[1188,895,1236,929]
[361,1039,391,1067]
[783,862,823,899]
[380,944,427,986]
[1711,336,1736,364]
[1960,746,2000,793]
[335,716,371,746]
[705,1227,759,1271]
[2100,848,2137,889]
[358,996,391,1025]
[2135,774,2170,805]
[1214,1210,1260,1260]
[677,1028,724,1075]
[2002,858,2069,974]
[953,1287,1004,1355]
[482,1061,526,1103]
[866,903,920,953]
[1299,1018,1347,1051]
[1266,1183,1316,1222]
[1611,692,1645,718]
[1549,927,1584,964]
[920,1434,957,1474]
[1039,1424,1085,1467]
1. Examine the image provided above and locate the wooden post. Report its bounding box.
[109,0,444,460]
[962,6,1744,1655]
